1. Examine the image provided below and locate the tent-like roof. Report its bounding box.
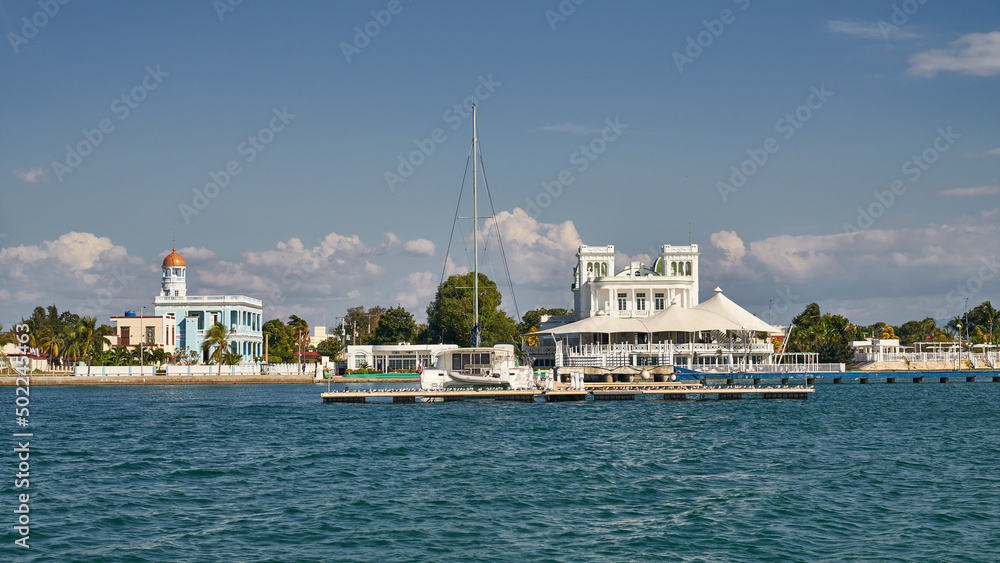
[640,304,744,333]
[692,287,783,334]
[529,287,782,337]
[529,314,648,336]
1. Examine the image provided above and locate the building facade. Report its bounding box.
[148,249,264,363]
[572,244,700,319]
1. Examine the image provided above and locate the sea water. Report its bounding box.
[7,382,1000,562]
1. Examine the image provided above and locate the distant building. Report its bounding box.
[346,344,459,373]
[530,242,785,371]
[105,248,264,363]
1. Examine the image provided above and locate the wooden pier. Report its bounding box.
[321,384,813,404]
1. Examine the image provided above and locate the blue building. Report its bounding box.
[153,249,264,363]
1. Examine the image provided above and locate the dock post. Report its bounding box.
[860,377,869,384]
[966,376,976,383]
[886,377,895,384]
[994,376,1000,383]
[833,377,842,384]
[940,377,949,383]
[913,376,922,383]
[806,377,815,385]
[781,377,789,385]
[753,378,761,385]
[726,378,734,386]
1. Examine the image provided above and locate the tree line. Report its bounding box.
[782,300,999,364]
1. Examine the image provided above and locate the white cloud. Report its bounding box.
[0,232,151,318]
[990,148,1000,156]
[485,208,583,287]
[826,19,917,41]
[909,31,1000,77]
[701,220,1000,326]
[394,271,438,313]
[938,185,1000,196]
[403,238,435,257]
[710,230,746,269]
[13,166,48,185]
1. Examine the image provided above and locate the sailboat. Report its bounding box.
[419,105,534,391]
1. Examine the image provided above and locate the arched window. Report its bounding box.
[685,262,692,276]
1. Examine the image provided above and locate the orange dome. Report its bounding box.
[162,248,185,267]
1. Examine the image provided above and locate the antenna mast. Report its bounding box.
[472,104,480,347]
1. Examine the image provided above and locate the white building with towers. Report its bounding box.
[572,244,700,317]
[529,241,788,372]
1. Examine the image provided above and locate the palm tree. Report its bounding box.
[0,325,17,374]
[37,325,66,369]
[288,315,310,374]
[202,321,236,376]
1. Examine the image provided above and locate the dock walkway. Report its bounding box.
[321,384,814,403]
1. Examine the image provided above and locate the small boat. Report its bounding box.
[418,105,534,391]
[419,343,534,390]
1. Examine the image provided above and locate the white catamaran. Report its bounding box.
[419,105,534,391]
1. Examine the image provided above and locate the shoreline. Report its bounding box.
[0,374,317,386]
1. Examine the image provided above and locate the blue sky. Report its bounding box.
[2,0,999,331]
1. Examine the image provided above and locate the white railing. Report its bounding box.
[73,362,315,376]
[854,351,999,365]
[691,363,846,374]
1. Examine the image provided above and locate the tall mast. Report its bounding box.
[472,104,480,346]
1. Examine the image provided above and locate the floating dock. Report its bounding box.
[321,384,813,404]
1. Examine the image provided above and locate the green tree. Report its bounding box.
[425,272,519,347]
[287,315,310,374]
[202,321,235,376]
[316,338,344,360]
[368,306,417,344]
[263,319,296,362]
[345,305,387,344]
[518,308,572,345]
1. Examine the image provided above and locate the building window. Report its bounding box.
[618,293,627,311]
[145,326,155,344]
[174,290,179,296]
[655,293,665,310]
[636,293,646,311]
[120,326,130,347]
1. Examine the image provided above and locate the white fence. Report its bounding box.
[73,363,316,377]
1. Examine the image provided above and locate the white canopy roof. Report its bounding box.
[692,287,783,334]
[530,314,648,336]
[530,287,781,336]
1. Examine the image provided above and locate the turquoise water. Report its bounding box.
[8,383,1000,561]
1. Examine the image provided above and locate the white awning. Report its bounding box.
[692,287,783,334]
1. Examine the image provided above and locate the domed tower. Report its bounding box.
[161,248,187,298]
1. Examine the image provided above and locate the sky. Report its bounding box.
[1,0,999,332]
